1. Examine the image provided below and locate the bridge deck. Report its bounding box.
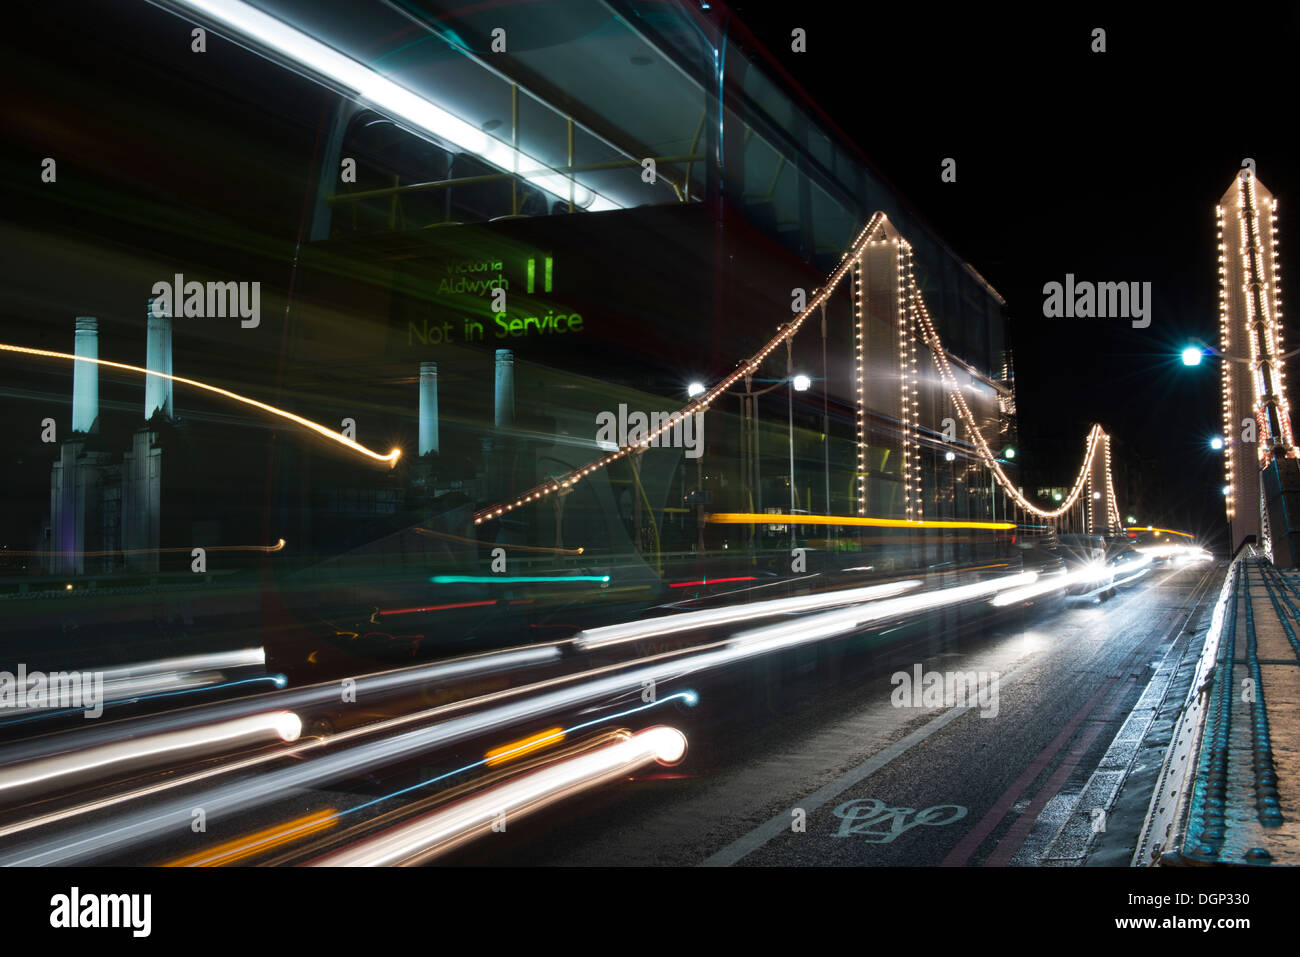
[1162,557,1300,864]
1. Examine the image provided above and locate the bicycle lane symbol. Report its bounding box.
[830,797,968,844]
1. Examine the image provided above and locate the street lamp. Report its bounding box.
[722,337,807,545]
[1210,435,1224,450]
[784,338,801,538]
[1182,340,1298,453]
[1182,341,1300,365]
[687,381,705,398]
[1003,446,1016,460]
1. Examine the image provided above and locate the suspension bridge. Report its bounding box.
[474,216,1128,542]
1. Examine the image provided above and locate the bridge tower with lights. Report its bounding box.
[1217,169,1300,563]
[1086,429,1121,536]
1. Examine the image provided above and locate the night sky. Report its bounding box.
[732,2,1300,548]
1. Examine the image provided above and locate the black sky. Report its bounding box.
[730,1,1300,545]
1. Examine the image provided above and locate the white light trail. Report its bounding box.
[0,711,301,800]
[729,571,1039,655]
[308,727,687,866]
[573,579,922,650]
[0,571,1036,864]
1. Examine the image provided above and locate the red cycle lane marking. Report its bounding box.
[939,617,1169,867]
[980,720,1107,866]
[982,627,1167,867]
[939,683,1109,867]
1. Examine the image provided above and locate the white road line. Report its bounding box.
[700,568,1198,867]
[700,653,1045,867]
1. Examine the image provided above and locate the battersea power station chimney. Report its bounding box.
[145,296,173,420]
[419,361,439,456]
[494,349,514,429]
[72,316,99,433]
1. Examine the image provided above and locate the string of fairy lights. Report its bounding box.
[1242,174,1294,453]
[1217,199,1235,519]
[1085,472,1094,533]
[904,261,1110,523]
[853,255,868,514]
[472,212,1120,530]
[900,241,923,521]
[472,210,886,525]
[1104,435,1122,531]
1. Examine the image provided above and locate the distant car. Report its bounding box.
[1057,533,1106,565]
[1107,547,1150,584]
[1057,533,1109,595]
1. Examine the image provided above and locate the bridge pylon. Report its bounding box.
[1217,169,1300,562]
[1085,429,1121,537]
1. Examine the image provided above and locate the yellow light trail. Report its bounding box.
[484,727,566,767]
[705,512,1017,531]
[4,538,286,558]
[0,342,400,467]
[1125,526,1194,539]
[162,808,337,867]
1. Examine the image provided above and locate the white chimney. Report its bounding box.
[145,296,173,420]
[494,349,514,429]
[419,361,439,455]
[72,316,98,433]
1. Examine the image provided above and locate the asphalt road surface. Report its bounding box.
[440,560,1221,866]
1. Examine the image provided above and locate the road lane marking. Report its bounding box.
[700,569,1199,867]
[700,653,1045,867]
[830,798,967,842]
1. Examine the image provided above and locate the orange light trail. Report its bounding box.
[1125,526,1194,539]
[705,512,1016,531]
[484,727,566,767]
[0,342,400,466]
[163,808,337,866]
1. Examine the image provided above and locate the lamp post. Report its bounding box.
[684,382,706,552]
[1181,342,1300,366]
[820,300,830,523]
[1183,339,1299,549]
[727,332,810,551]
[786,337,795,536]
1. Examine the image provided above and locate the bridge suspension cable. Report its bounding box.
[473,212,1121,530]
